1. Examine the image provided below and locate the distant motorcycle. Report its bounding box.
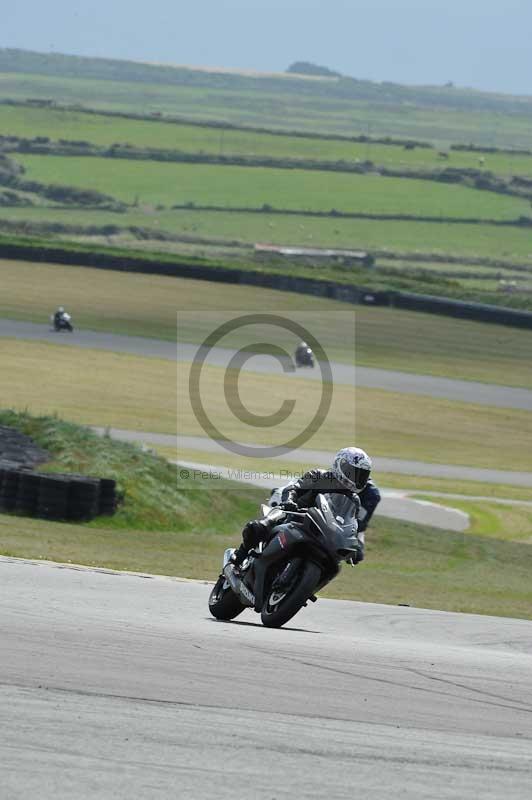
[294,346,314,368]
[51,312,73,333]
[208,493,360,628]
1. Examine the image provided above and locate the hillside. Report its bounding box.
[2,48,532,147]
[1,50,531,313]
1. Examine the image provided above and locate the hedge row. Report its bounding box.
[169,202,532,228]
[0,98,434,150]
[0,461,117,521]
[0,170,124,210]
[3,137,531,202]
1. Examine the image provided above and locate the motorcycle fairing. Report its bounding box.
[252,522,307,612]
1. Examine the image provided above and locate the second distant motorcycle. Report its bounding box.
[294,341,314,368]
[51,307,74,333]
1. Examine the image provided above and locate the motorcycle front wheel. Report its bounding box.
[208,574,246,620]
[261,561,321,628]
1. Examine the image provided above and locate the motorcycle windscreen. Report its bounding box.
[320,493,359,555]
[323,493,357,524]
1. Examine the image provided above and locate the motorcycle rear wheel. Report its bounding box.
[261,561,321,628]
[208,574,246,620]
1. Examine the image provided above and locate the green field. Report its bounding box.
[2,205,532,267]
[379,259,531,278]
[15,154,529,220]
[2,59,532,148]
[4,104,532,177]
[2,76,532,311]
[2,259,532,387]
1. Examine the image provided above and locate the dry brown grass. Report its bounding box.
[2,338,530,472]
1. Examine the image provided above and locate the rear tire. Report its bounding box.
[261,561,321,628]
[208,575,246,620]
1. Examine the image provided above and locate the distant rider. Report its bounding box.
[294,340,312,364]
[54,306,67,328]
[232,447,380,568]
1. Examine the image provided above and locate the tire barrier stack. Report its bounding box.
[0,463,118,522]
[15,471,41,516]
[0,463,21,512]
[0,424,49,467]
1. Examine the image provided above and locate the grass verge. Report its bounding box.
[0,409,263,534]
[374,472,532,503]
[413,495,532,544]
[2,338,531,470]
[1,339,176,434]
[1,507,531,620]
[1,411,530,620]
[319,520,532,619]
[176,360,532,470]
[2,257,532,387]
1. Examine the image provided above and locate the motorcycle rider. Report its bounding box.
[294,340,313,365]
[232,447,377,568]
[53,306,67,329]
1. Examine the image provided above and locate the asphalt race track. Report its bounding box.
[2,318,531,410]
[91,427,532,488]
[1,557,531,800]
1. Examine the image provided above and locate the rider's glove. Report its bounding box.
[281,500,299,512]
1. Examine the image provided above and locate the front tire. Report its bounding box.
[261,561,321,628]
[208,575,246,620]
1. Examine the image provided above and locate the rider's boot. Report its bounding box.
[231,518,271,570]
[230,543,248,570]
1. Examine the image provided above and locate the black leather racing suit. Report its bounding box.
[281,469,360,511]
[283,471,381,533]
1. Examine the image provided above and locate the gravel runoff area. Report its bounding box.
[2,318,532,411]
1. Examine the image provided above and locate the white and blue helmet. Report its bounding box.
[333,447,372,493]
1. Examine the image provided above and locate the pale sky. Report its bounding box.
[2,0,531,95]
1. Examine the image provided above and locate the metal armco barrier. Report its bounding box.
[393,292,532,329]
